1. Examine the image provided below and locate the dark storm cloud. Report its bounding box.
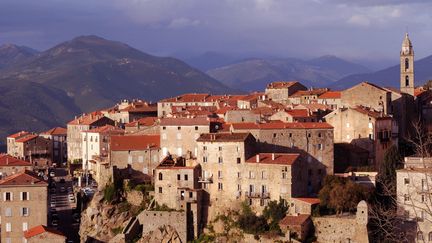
[0,0,431,61]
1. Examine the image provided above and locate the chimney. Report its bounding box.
[256,154,260,163]
[272,153,275,160]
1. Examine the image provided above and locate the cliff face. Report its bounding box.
[137,225,182,243]
[79,191,132,242]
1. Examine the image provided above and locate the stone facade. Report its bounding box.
[7,132,52,167]
[102,99,157,124]
[67,114,115,162]
[400,33,415,96]
[341,82,392,114]
[225,109,261,123]
[137,211,187,242]
[39,127,68,165]
[265,81,307,103]
[0,154,33,179]
[313,201,369,243]
[0,171,48,243]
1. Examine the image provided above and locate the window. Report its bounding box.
[422,194,426,203]
[346,123,350,128]
[158,187,162,193]
[203,146,207,151]
[405,58,409,70]
[218,157,223,164]
[21,208,29,217]
[177,174,181,180]
[162,133,167,140]
[418,231,424,241]
[405,76,409,87]
[177,126,181,130]
[422,179,427,191]
[218,182,223,191]
[404,194,410,202]
[4,192,12,201]
[289,133,292,138]
[404,178,410,185]
[203,157,208,163]
[317,144,323,150]
[195,126,198,130]
[218,146,222,151]
[22,222,28,231]
[237,158,241,164]
[428,232,432,241]
[308,133,311,138]
[218,171,222,179]
[262,171,267,179]
[5,207,12,217]
[162,126,166,130]
[189,192,193,198]
[273,133,277,138]
[158,172,163,181]
[6,223,11,232]
[237,172,241,178]
[184,174,188,181]
[318,169,322,175]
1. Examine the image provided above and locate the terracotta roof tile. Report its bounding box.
[7,131,29,139]
[125,117,158,127]
[197,133,252,142]
[0,171,47,186]
[293,197,320,204]
[246,153,300,165]
[231,122,333,130]
[319,91,341,99]
[15,134,38,143]
[0,154,32,167]
[279,214,310,226]
[266,81,299,89]
[291,89,328,98]
[84,125,124,134]
[40,127,67,135]
[111,135,160,151]
[67,111,108,125]
[24,225,66,239]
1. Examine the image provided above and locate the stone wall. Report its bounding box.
[138,211,187,242]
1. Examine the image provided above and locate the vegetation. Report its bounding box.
[262,199,288,232]
[318,175,371,215]
[103,183,116,203]
[111,226,123,235]
[152,202,177,212]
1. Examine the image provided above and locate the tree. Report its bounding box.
[377,144,402,195]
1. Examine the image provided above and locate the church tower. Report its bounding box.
[400,33,414,96]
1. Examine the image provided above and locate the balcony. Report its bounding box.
[245,191,270,198]
[198,176,213,183]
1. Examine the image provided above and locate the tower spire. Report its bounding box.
[400,32,414,96]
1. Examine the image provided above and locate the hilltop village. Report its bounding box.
[1,34,432,243]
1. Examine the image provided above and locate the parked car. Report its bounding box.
[50,201,56,208]
[73,213,80,223]
[68,194,75,203]
[60,186,66,193]
[51,218,59,227]
[49,171,55,177]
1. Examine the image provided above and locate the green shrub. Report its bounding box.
[103,183,116,203]
[111,226,123,235]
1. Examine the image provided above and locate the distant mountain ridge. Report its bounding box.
[331,54,432,89]
[0,35,235,144]
[0,44,38,69]
[206,55,371,91]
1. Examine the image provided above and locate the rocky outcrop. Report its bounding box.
[137,225,182,243]
[79,191,132,242]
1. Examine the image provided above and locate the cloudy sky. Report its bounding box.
[1,0,431,65]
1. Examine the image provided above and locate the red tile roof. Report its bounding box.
[291,89,328,97]
[266,81,299,89]
[246,153,300,165]
[239,92,265,101]
[67,111,107,125]
[119,102,157,113]
[279,214,310,226]
[40,127,67,135]
[197,133,252,142]
[293,197,320,204]
[15,134,38,143]
[160,93,210,103]
[84,125,124,134]
[319,91,341,99]
[24,225,66,239]
[125,117,158,127]
[111,135,160,151]
[0,154,32,167]
[352,106,389,119]
[415,87,426,97]
[285,109,310,117]
[231,121,333,130]
[160,117,210,126]
[0,171,47,186]
[7,131,29,139]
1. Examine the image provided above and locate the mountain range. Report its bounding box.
[0,36,234,144]
[205,55,371,91]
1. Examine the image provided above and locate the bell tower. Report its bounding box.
[400,33,414,96]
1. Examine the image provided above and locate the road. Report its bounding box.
[48,167,80,243]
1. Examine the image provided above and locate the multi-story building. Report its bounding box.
[230,122,334,193]
[160,117,220,158]
[124,117,159,134]
[317,91,342,110]
[196,133,307,217]
[7,132,52,168]
[269,109,317,123]
[39,127,67,165]
[264,81,307,104]
[288,88,329,105]
[67,113,115,162]
[158,94,218,117]
[81,125,124,171]
[397,163,432,242]
[325,106,398,167]
[0,154,33,179]
[341,82,392,115]
[0,171,48,243]
[102,99,157,124]
[110,135,160,176]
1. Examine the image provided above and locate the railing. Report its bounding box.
[245,191,270,198]
[198,176,213,183]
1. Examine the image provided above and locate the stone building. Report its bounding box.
[265,81,307,103]
[67,113,115,162]
[81,125,124,171]
[313,200,369,243]
[325,106,398,168]
[237,92,266,109]
[158,93,223,117]
[39,127,67,165]
[400,33,415,96]
[24,225,66,243]
[0,171,48,243]
[397,165,432,242]
[110,135,160,177]
[7,132,52,168]
[160,117,220,158]
[230,122,334,194]
[269,109,316,122]
[225,109,261,123]
[124,117,159,134]
[196,133,307,218]
[341,82,392,114]
[102,99,157,124]
[0,154,33,179]
[279,214,312,241]
[317,91,342,110]
[287,88,328,105]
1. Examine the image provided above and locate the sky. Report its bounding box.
[0,0,431,67]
